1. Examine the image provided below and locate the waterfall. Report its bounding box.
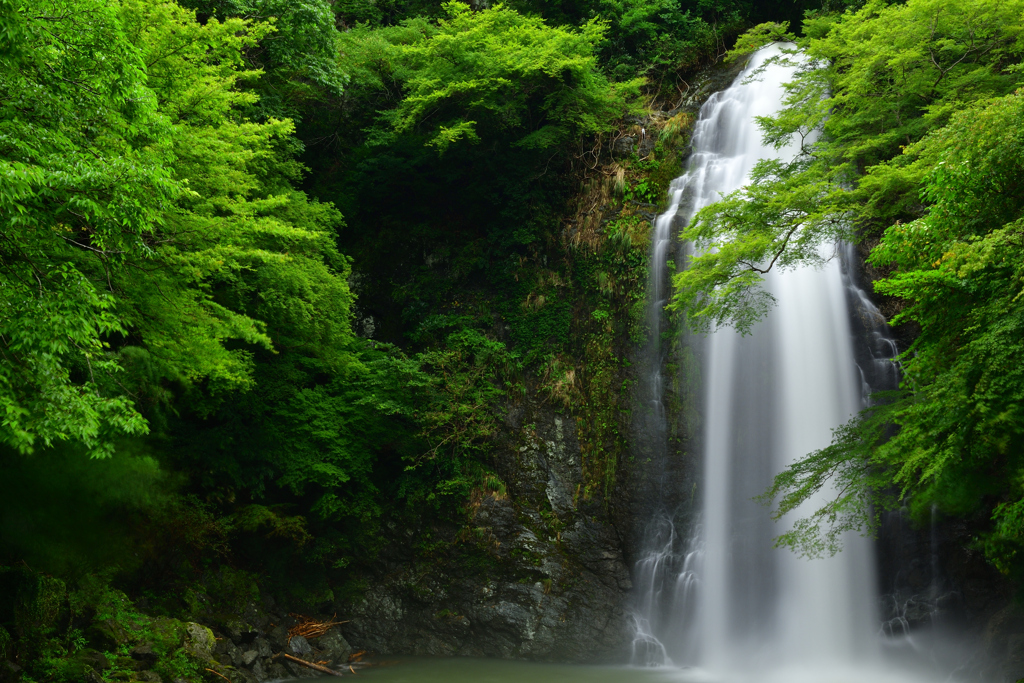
[630,44,942,682]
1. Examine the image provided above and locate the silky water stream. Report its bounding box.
[627,44,951,683]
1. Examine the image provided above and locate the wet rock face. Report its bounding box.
[339,403,633,662]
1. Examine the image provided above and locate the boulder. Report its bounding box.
[285,635,312,657]
[87,618,130,650]
[637,135,656,158]
[613,136,635,155]
[53,648,112,681]
[316,627,352,665]
[252,636,272,658]
[78,649,111,671]
[183,622,217,662]
[267,662,290,680]
[222,619,260,645]
[130,643,158,666]
[267,624,289,651]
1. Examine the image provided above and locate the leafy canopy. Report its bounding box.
[343,2,644,152]
[0,0,354,456]
[669,0,1024,332]
[687,0,1024,574]
[764,91,1024,567]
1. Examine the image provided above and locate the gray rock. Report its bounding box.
[78,649,110,671]
[285,634,312,657]
[130,642,158,665]
[213,637,232,656]
[253,636,272,658]
[267,662,290,680]
[87,619,130,651]
[228,640,244,667]
[316,628,352,664]
[241,649,259,666]
[336,402,632,663]
[251,659,266,682]
[613,136,635,155]
[284,660,318,678]
[267,624,289,651]
[136,672,163,683]
[224,620,260,645]
[637,135,656,158]
[184,622,216,662]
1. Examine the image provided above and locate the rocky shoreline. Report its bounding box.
[0,565,360,683]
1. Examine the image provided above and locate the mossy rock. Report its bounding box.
[183,567,265,626]
[48,648,110,682]
[87,617,133,650]
[147,617,188,656]
[152,646,205,683]
[151,623,232,683]
[183,622,216,661]
[77,587,156,652]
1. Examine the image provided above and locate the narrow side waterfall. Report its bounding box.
[630,45,937,682]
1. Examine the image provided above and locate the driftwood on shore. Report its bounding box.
[275,652,343,676]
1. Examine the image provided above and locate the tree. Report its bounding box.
[669,0,1024,332]
[343,1,644,153]
[664,0,1024,576]
[0,0,355,456]
[764,91,1024,570]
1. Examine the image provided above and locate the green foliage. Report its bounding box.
[315,1,654,370]
[723,21,794,62]
[757,405,896,557]
[180,0,349,120]
[344,2,644,152]
[670,0,1024,579]
[624,177,662,205]
[670,0,1024,332]
[167,318,517,590]
[764,92,1024,572]
[0,0,355,456]
[571,212,650,496]
[596,0,744,81]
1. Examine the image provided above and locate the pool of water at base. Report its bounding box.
[317,657,948,683]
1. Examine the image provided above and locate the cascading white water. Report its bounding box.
[631,44,944,682]
[692,43,881,674]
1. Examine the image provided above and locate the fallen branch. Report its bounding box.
[205,668,231,683]
[277,652,343,676]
